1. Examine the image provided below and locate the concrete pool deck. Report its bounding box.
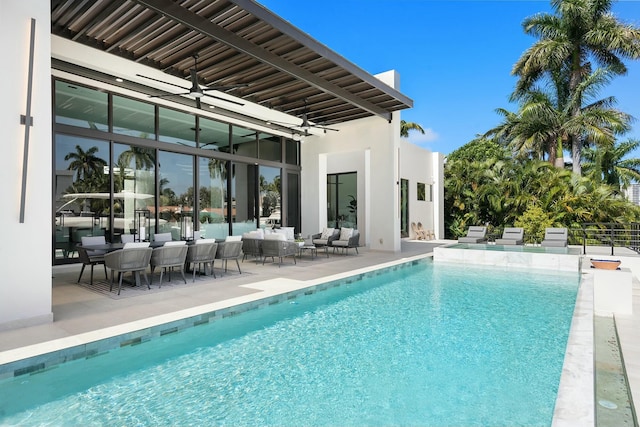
[0,240,638,426]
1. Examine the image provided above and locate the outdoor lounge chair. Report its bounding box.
[312,227,341,257]
[332,228,360,255]
[417,222,435,240]
[541,227,568,247]
[457,226,488,243]
[495,227,524,245]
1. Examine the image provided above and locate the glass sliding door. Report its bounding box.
[113,143,156,241]
[54,134,110,262]
[258,166,281,229]
[199,157,229,240]
[327,172,357,229]
[158,151,194,240]
[231,162,259,236]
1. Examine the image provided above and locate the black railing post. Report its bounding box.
[582,225,586,255]
[610,224,615,256]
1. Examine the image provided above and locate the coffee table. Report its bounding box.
[299,244,318,260]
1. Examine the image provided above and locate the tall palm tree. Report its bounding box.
[512,0,640,175]
[583,138,640,189]
[487,68,631,167]
[64,144,106,182]
[400,120,425,138]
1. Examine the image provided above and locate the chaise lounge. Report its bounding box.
[541,227,568,247]
[495,227,524,245]
[458,226,488,244]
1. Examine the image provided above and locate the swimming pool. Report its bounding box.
[0,259,579,426]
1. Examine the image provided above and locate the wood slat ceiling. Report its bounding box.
[51,0,412,127]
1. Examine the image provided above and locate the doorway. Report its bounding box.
[327,172,357,229]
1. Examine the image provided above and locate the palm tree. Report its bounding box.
[400,120,425,138]
[583,138,640,189]
[64,144,106,181]
[512,0,640,175]
[488,68,631,167]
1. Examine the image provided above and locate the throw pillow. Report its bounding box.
[265,233,286,241]
[320,227,335,240]
[339,227,353,240]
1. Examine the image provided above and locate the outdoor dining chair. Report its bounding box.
[104,246,153,295]
[77,235,108,286]
[186,240,218,282]
[150,241,188,287]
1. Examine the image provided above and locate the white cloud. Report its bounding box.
[408,128,439,145]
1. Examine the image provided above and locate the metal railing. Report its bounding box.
[573,223,640,256]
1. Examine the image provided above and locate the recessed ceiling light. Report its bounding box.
[115,77,124,83]
[209,105,215,109]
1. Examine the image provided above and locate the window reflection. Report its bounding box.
[159,107,196,147]
[158,151,194,240]
[113,95,155,139]
[231,126,257,157]
[258,133,281,162]
[54,135,110,260]
[232,163,258,235]
[113,144,156,241]
[199,118,230,151]
[199,157,228,240]
[285,138,299,165]
[259,166,281,229]
[55,81,108,131]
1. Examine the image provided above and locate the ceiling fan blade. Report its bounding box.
[136,74,187,90]
[149,91,191,98]
[208,94,244,106]
[202,83,249,92]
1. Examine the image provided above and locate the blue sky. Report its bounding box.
[258,0,640,156]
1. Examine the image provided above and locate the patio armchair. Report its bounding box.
[495,227,524,245]
[242,235,263,263]
[153,232,172,242]
[332,228,360,255]
[541,227,568,247]
[186,240,218,282]
[150,241,188,287]
[312,227,341,257]
[77,236,108,285]
[215,240,243,274]
[458,226,488,244]
[411,222,426,240]
[104,246,153,295]
[261,233,298,267]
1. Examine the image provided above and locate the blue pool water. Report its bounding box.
[0,260,579,427]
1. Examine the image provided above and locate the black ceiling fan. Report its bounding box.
[268,99,339,133]
[138,54,248,109]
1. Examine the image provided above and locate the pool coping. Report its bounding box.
[0,254,593,427]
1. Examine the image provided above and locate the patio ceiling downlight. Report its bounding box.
[51,0,413,131]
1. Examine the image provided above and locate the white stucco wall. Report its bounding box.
[400,140,441,239]
[0,1,53,329]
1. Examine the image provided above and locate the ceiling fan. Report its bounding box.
[138,54,248,109]
[268,99,339,133]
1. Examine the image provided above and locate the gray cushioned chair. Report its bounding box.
[495,227,524,245]
[332,229,360,255]
[242,237,263,263]
[77,235,108,285]
[150,241,188,287]
[541,227,568,247]
[215,240,243,274]
[104,246,153,295]
[458,226,488,243]
[186,240,218,282]
[312,228,341,257]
